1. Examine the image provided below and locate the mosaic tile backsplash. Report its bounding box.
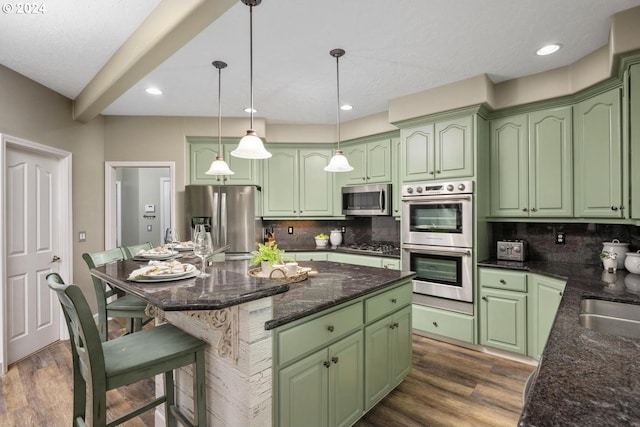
[491,223,640,266]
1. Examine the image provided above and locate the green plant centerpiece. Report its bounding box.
[250,243,294,275]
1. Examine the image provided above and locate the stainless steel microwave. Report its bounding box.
[342,183,391,216]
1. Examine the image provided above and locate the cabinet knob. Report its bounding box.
[367,177,371,180]
[391,298,397,303]
[559,291,563,296]
[362,177,366,181]
[432,321,438,327]
[327,325,335,332]
[429,171,435,175]
[499,279,506,284]
[293,210,297,213]
[394,322,399,328]
[611,206,619,211]
[620,206,625,211]
[323,361,330,368]
[436,170,441,174]
[482,296,488,301]
[531,207,537,212]
[522,208,528,212]
[331,357,339,364]
[389,323,395,330]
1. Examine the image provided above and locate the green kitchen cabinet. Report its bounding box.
[574,88,623,218]
[412,304,475,344]
[343,138,393,185]
[381,258,401,270]
[400,115,473,182]
[527,274,565,360]
[278,331,363,427]
[630,64,640,220]
[490,107,572,217]
[292,252,328,262]
[263,147,334,217]
[327,252,383,268]
[364,305,411,410]
[188,138,260,185]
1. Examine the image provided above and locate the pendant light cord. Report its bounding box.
[335,53,341,151]
[249,3,254,130]
[218,64,222,157]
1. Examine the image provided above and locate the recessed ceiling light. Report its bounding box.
[244,107,257,113]
[536,44,562,56]
[145,87,163,95]
[340,104,353,111]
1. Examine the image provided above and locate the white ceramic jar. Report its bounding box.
[624,251,640,274]
[330,229,342,247]
[602,239,630,269]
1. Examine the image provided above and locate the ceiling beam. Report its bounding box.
[73,0,236,123]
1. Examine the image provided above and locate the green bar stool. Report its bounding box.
[122,242,153,259]
[82,248,152,342]
[47,273,208,427]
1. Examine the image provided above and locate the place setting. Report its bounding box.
[127,259,199,283]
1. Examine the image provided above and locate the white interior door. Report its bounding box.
[5,147,60,363]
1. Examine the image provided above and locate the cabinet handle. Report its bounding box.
[620,206,625,211]
[611,206,619,211]
[362,177,366,181]
[559,291,563,296]
[432,321,438,327]
[436,170,441,174]
[389,323,396,330]
[391,298,397,303]
[293,210,297,213]
[394,322,399,328]
[331,357,339,364]
[367,177,371,180]
[323,361,331,368]
[327,325,335,332]
[499,279,506,284]
[429,171,434,175]
[482,296,488,301]
[531,207,537,212]
[522,208,528,212]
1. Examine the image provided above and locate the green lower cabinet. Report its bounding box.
[527,274,566,360]
[412,304,475,343]
[480,287,528,355]
[292,252,329,262]
[364,305,412,410]
[381,258,401,270]
[278,331,363,427]
[327,252,383,268]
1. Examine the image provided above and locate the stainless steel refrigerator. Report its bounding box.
[185,185,262,256]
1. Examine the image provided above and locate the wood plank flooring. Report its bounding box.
[0,320,535,426]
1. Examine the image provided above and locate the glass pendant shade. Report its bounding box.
[205,60,234,176]
[324,150,353,172]
[206,156,235,175]
[230,129,272,159]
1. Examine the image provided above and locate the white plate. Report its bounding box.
[138,251,178,260]
[131,265,198,282]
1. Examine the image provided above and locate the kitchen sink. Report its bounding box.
[580,298,640,339]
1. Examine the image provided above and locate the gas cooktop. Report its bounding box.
[344,242,399,255]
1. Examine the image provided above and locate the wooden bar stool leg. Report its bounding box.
[194,349,207,426]
[165,370,177,427]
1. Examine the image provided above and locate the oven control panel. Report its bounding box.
[402,180,473,197]
[497,240,527,262]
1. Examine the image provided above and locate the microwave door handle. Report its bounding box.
[380,191,384,212]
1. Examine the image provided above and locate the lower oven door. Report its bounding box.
[402,244,473,303]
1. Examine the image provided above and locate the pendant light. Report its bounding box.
[205,60,235,176]
[230,0,271,159]
[324,48,354,172]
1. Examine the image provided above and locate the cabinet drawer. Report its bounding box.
[294,252,328,261]
[412,304,474,343]
[365,283,412,323]
[479,268,527,292]
[278,302,363,366]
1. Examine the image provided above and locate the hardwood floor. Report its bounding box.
[0,321,535,427]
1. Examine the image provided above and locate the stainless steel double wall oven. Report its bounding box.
[402,180,474,314]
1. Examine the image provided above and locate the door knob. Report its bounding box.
[51,255,61,262]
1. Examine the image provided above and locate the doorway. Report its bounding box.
[0,134,72,374]
[104,162,175,249]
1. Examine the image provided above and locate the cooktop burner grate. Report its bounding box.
[345,242,399,254]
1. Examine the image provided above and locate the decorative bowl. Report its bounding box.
[624,251,640,274]
[315,237,329,248]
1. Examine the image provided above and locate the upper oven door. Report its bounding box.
[402,194,473,248]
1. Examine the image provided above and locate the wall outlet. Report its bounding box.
[288,226,294,234]
[341,226,346,233]
[556,231,566,244]
[78,231,86,242]
[147,225,153,232]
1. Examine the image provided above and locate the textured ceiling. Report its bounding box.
[2,0,640,125]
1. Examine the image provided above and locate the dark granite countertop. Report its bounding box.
[478,259,640,427]
[266,261,415,330]
[92,259,414,331]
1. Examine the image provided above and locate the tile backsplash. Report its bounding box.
[491,222,640,266]
[264,216,400,249]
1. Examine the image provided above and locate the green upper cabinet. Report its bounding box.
[490,107,573,217]
[574,88,623,218]
[263,146,333,217]
[188,138,260,185]
[400,114,473,182]
[343,138,392,185]
[629,64,640,220]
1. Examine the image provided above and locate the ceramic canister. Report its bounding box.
[602,239,630,269]
[624,251,640,274]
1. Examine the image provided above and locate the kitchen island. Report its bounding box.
[478,260,640,427]
[91,259,415,427]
